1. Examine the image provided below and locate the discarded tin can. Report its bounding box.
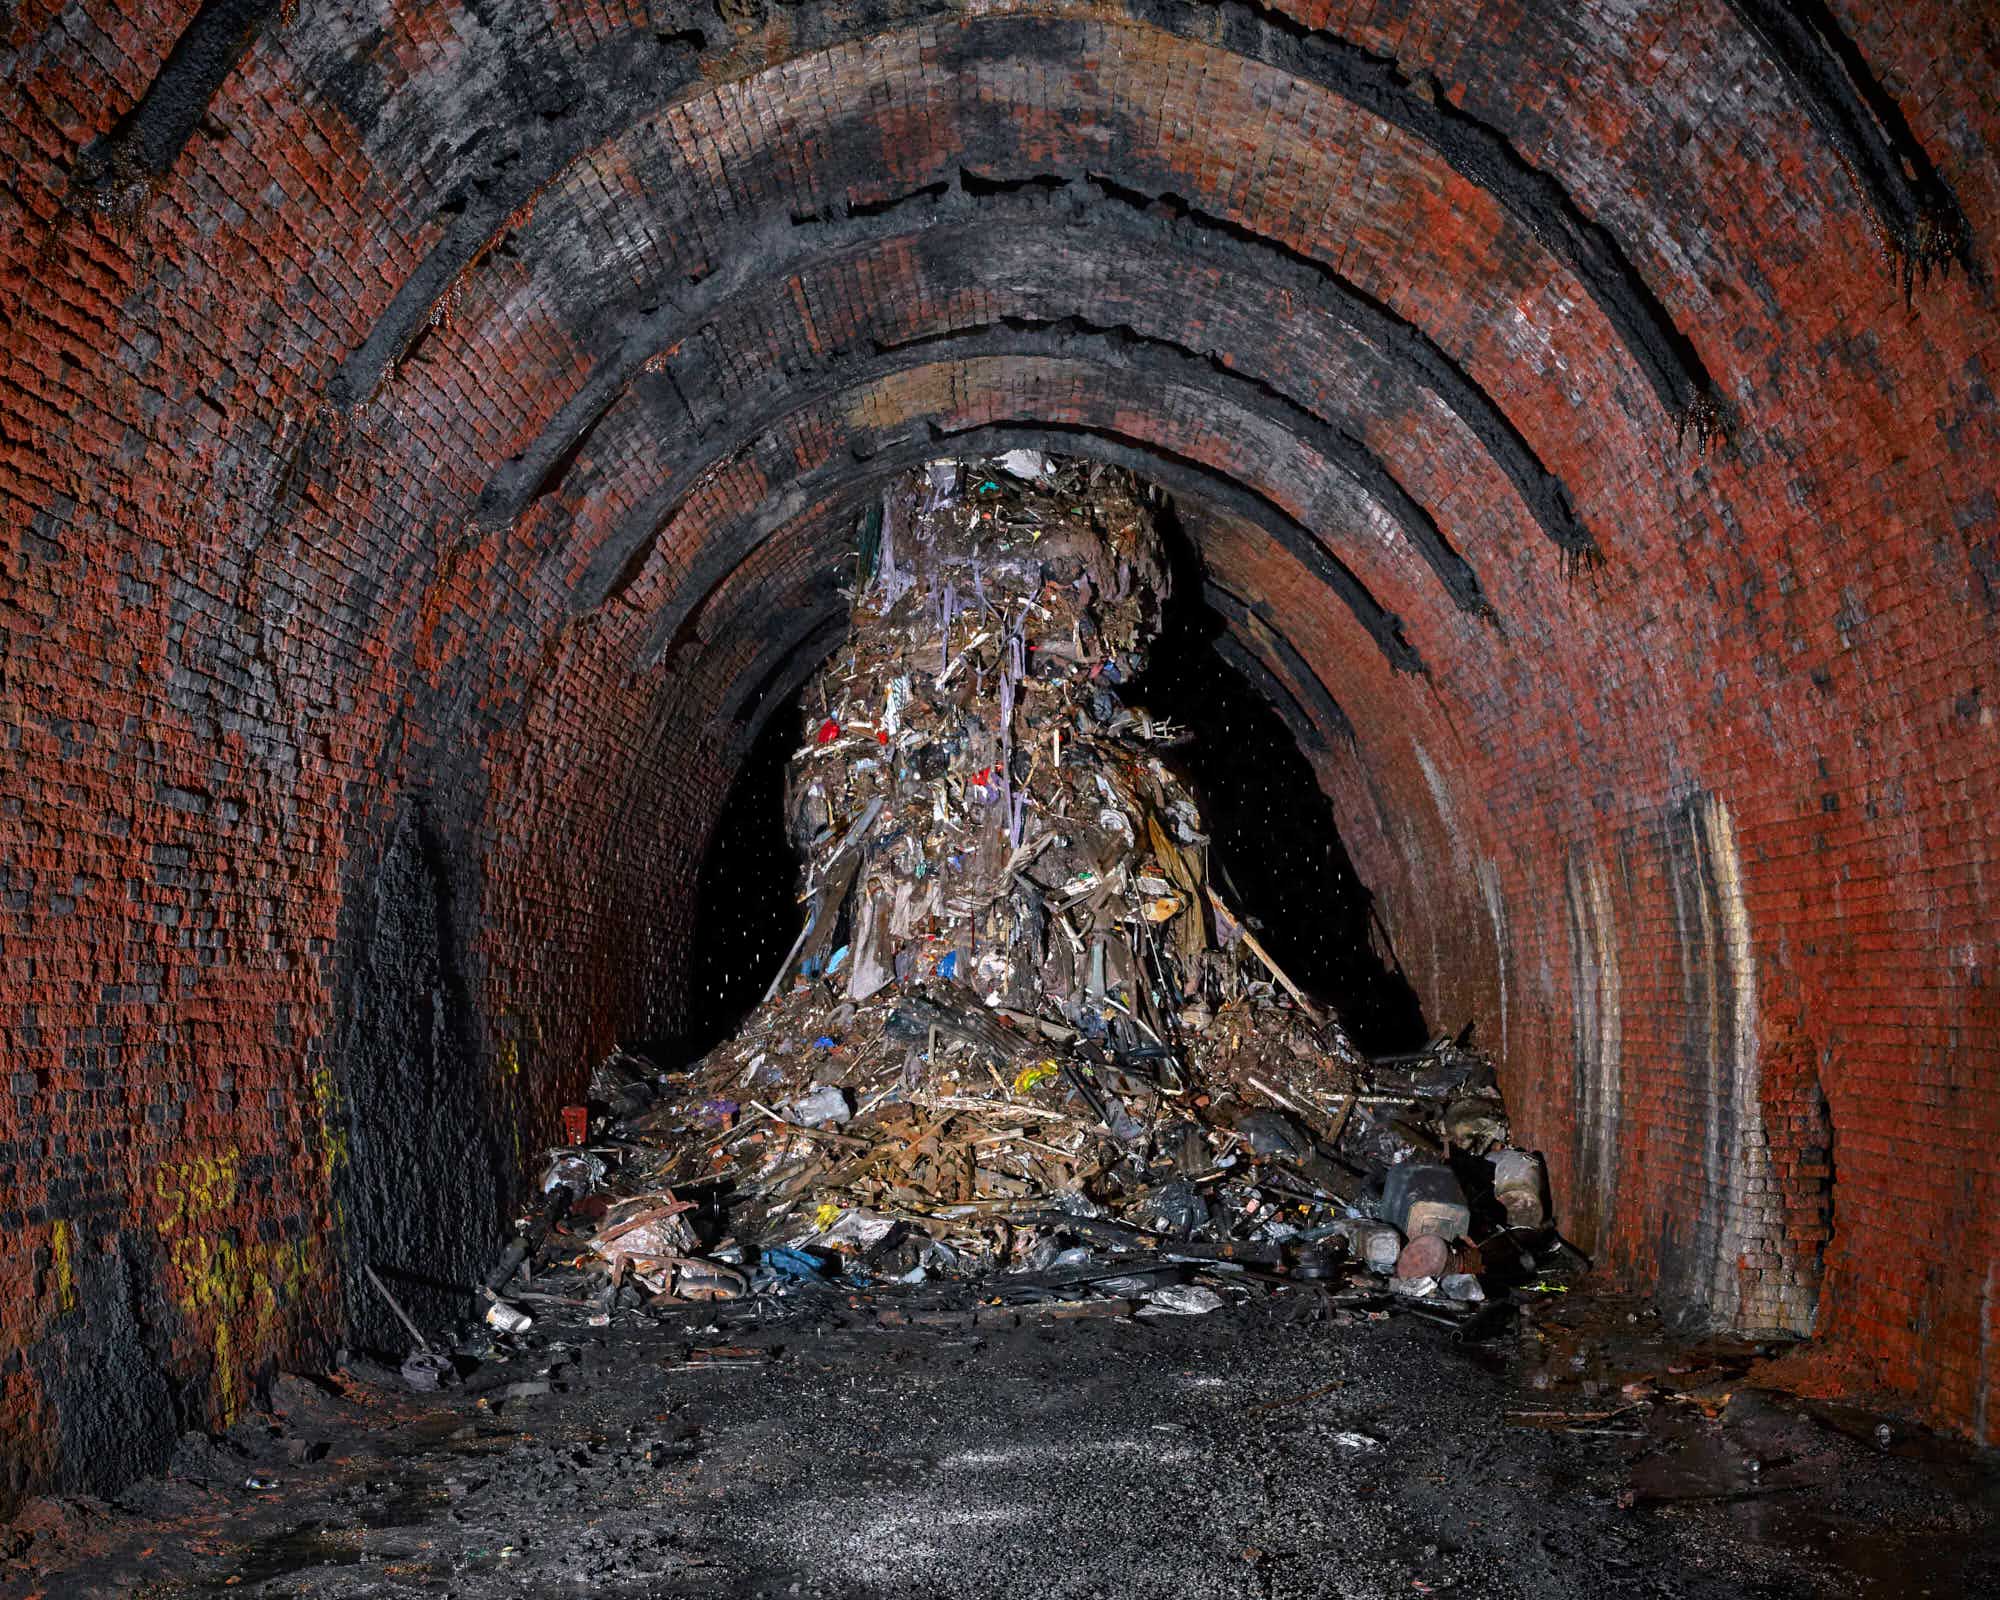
[1396,1232,1452,1280]
[1383,1161,1471,1240]
[1489,1149,1548,1229]
[1330,1217,1404,1274]
[561,1104,589,1146]
[484,1298,532,1335]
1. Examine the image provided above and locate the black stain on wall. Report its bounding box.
[329,800,507,1353]
[27,1233,181,1500]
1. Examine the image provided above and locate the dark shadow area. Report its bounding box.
[681,699,807,1060]
[331,798,507,1356]
[1129,495,1429,1055]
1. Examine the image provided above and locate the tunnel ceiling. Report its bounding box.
[14,0,1974,714]
[2,0,1997,1502]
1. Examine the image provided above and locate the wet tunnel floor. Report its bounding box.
[8,1285,1997,1600]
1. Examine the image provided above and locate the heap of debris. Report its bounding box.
[477,455,1558,1333]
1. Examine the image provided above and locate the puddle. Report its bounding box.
[200,1523,366,1592]
[1728,1499,2000,1598]
[200,1475,448,1594]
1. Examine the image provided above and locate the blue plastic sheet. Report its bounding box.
[761,1247,835,1281]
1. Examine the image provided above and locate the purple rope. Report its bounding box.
[877,494,913,609]
[997,669,1015,837]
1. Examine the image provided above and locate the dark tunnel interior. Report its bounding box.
[683,698,805,1062]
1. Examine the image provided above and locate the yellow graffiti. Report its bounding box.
[50,1220,77,1314]
[214,1321,238,1417]
[167,1232,315,1328]
[310,1059,350,1171]
[154,1150,241,1235]
[152,1147,322,1429]
[498,1038,520,1077]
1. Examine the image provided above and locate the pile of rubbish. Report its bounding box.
[475,453,1560,1335]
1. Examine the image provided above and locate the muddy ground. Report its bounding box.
[5,1282,1995,1599]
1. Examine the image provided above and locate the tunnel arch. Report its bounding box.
[610,397,1434,674]
[315,3,1723,426]
[2,0,1996,1508]
[461,175,1603,561]
[550,320,1497,616]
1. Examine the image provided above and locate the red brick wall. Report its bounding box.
[1,0,1994,1501]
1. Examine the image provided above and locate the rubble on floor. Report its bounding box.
[465,453,1573,1341]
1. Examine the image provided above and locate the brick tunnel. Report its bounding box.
[1,0,1996,1543]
